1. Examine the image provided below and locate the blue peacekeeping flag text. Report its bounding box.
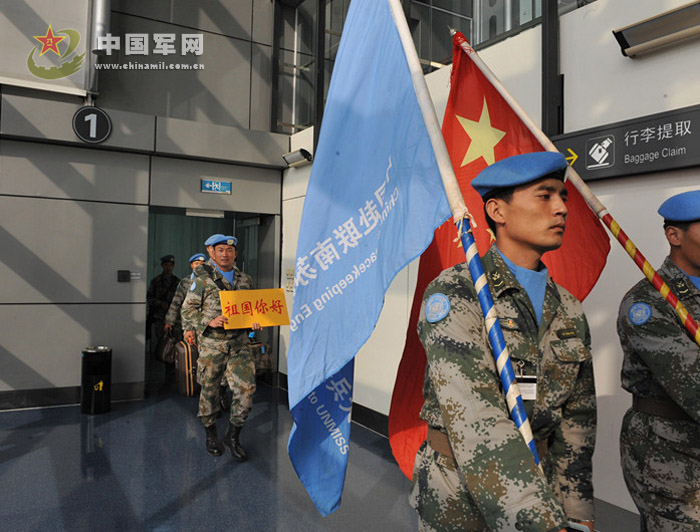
[286,0,451,516]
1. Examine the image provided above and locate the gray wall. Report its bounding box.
[0,83,285,402]
[99,0,274,130]
[0,141,149,393]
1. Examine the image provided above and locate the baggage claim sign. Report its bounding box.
[553,104,700,181]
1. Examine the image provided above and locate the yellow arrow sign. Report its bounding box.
[565,148,578,166]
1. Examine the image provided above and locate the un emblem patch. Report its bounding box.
[426,293,450,323]
[628,302,652,326]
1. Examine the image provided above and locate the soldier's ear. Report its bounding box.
[485,198,507,226]
[665,225,683,248]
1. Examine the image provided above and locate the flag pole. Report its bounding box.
[451,31,700,348]
[387,0,542,468]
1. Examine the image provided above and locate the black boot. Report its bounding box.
[219,386,231,412]
[205,424,223,456]
[223,423,248,462]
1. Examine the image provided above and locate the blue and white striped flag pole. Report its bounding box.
[388,0,540,468]
[459,221,540,466]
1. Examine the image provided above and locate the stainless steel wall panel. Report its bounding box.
[97,14,252,129]
[112,0,254,41]
[173,0,253,41]
[250,44,273,132]
[0,196,148,304]
[0,92,155,151]
[156,116,287,167]
[150,156,281,214]
[0,140,149,204]
[253,0,274,46]
[0,303,145,390]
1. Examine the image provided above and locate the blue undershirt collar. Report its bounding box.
[214,264,235,286]
[496,246,549,325]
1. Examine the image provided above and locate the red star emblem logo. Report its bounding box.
[33,25,66,57]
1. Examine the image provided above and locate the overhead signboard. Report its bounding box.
[0,0,89,95]
[553,104,700,181]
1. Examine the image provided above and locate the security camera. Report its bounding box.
[282,148,313,168]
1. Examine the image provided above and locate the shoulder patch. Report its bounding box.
[628,302,652,326]
[426,293,450,323]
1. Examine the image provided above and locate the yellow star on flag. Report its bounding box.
[456,98,506,166]
[34,25,66,57]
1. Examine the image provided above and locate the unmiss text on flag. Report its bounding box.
[286,0,452,515]
[388,31,611,478]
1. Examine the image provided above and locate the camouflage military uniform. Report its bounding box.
[147,272,180,340]
[165,276,195,339]
[411,245,596,532]
[181,260,256,428]
[618,256,700,531]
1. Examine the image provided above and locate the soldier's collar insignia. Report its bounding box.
[426,293,450,323]
[491,271,505,289]
[628,302,652,326]
[674,278,690,296]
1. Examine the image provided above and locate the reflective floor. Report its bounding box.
[0,384,417,531]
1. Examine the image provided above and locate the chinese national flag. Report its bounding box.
[388,33,610,478]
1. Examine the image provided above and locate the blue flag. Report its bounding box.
[287,0,451,516]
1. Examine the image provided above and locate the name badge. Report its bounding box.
[516,375,537,401]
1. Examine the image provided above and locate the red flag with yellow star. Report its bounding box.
[388,33,610,478]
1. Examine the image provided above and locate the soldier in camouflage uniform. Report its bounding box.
[617,189,700,531]
[411,152,595,532]
[164,253,207,340]
[168,253,233,411]
[147,254,179,345]
[181,234,261,461]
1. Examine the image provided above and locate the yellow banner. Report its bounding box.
[219,288,290,329]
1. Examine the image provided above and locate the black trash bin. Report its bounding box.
[81,346,112,414]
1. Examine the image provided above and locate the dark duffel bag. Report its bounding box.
[155,330,176,364]
[249,342,272,375]
[174,340,201,397]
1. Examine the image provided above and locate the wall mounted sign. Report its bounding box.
[72,106,112,144]
[201,178,232,194]
[553,104,700,181]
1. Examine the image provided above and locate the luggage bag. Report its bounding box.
[174,340,201,397]
[249,342,272,375]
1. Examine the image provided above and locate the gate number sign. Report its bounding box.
[72,106,112,144]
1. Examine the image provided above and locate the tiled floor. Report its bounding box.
[0,384,417,531]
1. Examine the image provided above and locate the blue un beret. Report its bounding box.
[189,253,206,263]
[471,152,568,198]
[658,190,700,223]
[160,254,175,263]
[204,234,237,247]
